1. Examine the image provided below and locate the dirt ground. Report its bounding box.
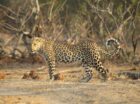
[0,64,140,104]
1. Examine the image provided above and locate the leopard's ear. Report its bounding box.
[31,37,38,42]
[32,37,40,40]
[34,37,46,42]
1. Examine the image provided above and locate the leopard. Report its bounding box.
[31,37,120,82]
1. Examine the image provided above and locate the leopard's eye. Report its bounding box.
[33,43,37,46]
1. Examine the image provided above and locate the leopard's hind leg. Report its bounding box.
[82,48,109,81]
[80,64,93,82]
[92,59,109,81]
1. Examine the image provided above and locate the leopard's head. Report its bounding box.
[31,37,45,53]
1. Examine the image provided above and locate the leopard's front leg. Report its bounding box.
[47,59,56,80]
[44,51,56,80]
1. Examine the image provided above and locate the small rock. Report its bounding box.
[0,72,5,80]
[22,73,30,79]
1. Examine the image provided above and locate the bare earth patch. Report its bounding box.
[0,65,140,104]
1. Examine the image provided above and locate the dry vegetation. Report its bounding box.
[0,0,140,104]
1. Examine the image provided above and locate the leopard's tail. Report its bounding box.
[105,38,121,57]
[98,38,121,58]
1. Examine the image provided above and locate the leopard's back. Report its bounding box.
[53,41,84,63]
